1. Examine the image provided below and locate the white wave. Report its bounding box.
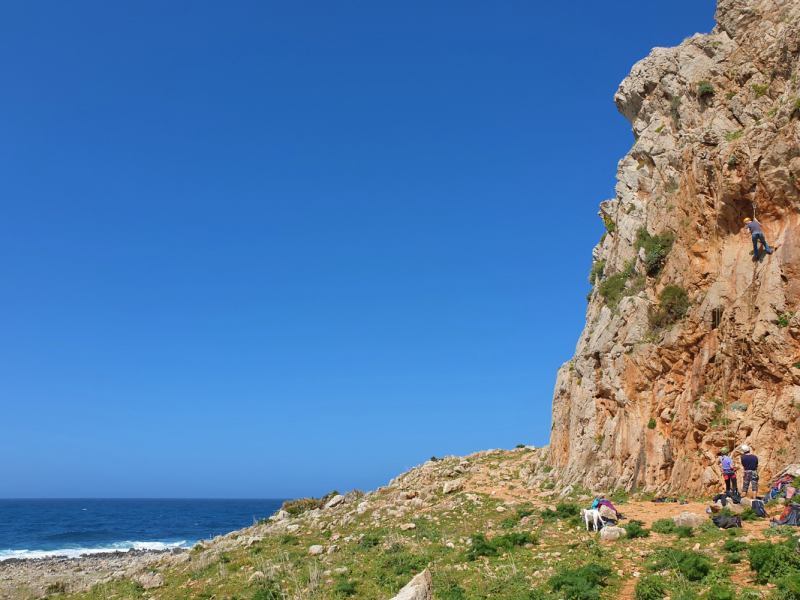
[0,540,192,561]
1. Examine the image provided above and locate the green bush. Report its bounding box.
[676,525,694,538]
[500,517,519,529]
[541,503,581,521]
[379,551,426,576]
[549,564,611,600]
[634,228,675,277]
[652,518,677,534]
[740,507,760,521]
[622,520,650,539]
[777,572,800,600]
[647,418,657,429]
[705,586,735,600]
[748,539,800,583]
[752,84,769,98]
[359,534,381,548]
[603,216,616,234]
[280,490,339,516]
[466,532,537,560]
[649,285,690,329]
[589,259,607,285]
[599,273,629,306]
[697,82,715,97]
[334,578,357,596]
[635,575,667,600]
[652,549,710,581]
[723,539,748,553]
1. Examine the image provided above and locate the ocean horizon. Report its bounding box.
[0,499,286,560]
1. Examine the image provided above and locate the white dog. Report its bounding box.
[580,508,604,531]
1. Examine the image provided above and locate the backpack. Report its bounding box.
[712,515,742,529]
[726,490,742,504]
[751,498,767,518]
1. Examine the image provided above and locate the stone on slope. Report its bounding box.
[308,545,325,556]
[389,568,432,600]
[137,572,164,589]
[442,479,464,494]
[325,495,345,509]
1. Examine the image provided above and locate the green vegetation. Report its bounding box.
[655,124,665,133]
[676,526,694,539]
[748,538,800,583]
[670,97,682,127]
[726,91,737,100]
[603,215,616,234]
[649,285,690,329]
[621,520,650,539]
[634,574,668,600]
[652,549,711,581]
[281,491,340,516]
[549,564,611,600]
[779,314,791,328]
[466,532,538,560]
[634,227,675,276]
[752,84,769,98]
[652,518,677,534]
[697,81,715,97]
[541,503,581,521]
[589,258,607,285]
[727,154,738,166]
[647,418,657,430]
[725,129,744,142]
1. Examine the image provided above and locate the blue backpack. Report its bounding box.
[752,498,767,518]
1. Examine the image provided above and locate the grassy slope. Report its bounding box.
[57,449,795,600]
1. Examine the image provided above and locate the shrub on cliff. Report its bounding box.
[649,285,690,329]
[634,227,675,276]
[280,490,340,516]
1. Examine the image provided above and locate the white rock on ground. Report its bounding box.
[137,572,164,589]
[600,526,626,541]
[325,495,345,509]
[389,568,432,600]
[442,479,464,494]
[308,545,325,556]
[672,512,706,529]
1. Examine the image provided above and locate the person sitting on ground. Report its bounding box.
[720,448,739,494]
[740,445,759,499]
[744,217,773,260]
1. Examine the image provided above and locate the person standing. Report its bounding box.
[740,445,759,499]
[720,448,738,494]
[744,217,773,260]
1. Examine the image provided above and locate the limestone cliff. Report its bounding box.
[549,0,800,495]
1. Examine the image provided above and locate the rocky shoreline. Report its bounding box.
[0,547,190,600]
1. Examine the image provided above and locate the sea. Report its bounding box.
[0,499,285,561]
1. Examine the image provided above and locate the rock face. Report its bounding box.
[550,0,800,494]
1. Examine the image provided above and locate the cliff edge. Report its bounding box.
[549,0,800,494]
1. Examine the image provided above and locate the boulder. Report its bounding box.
[727,503,745,515]
[672,512,706,529]
[600,526,626,541]
[137,573,164,589]
[400,523,416,531]
[740,497,753,508]
[389,568,432,600]
[443,479,464,494]
[308,545,325,556]
[326,495,345,509]
[327,545,340,554]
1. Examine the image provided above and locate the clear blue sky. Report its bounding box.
[0,1,715,498]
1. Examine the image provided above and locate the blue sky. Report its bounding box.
[0,1,715,498]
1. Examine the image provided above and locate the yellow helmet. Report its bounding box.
[744,217,751,222]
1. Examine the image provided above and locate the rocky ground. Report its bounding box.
[6,447,798,600]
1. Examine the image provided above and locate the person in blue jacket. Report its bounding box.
[744,217,773,260]
[720,448,738,494]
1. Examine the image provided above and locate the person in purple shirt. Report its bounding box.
[720,448,738,494]
[744,217,773,261]
[740,445,759,499]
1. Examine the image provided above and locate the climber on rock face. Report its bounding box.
[740,445,759,499]
[720,447,739,494]
[744,217,773,261]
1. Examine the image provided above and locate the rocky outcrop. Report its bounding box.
[550,0,800,494]
[390,569,432,600]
